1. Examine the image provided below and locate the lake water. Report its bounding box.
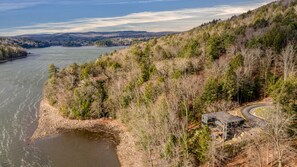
[0,46,123,167]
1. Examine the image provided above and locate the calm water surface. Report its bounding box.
[0,46,123,167]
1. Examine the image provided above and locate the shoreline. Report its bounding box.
[32,99,144,167]
[0,55,28,64]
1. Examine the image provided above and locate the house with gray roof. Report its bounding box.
[202,112,244,140]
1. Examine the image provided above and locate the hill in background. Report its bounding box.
[45,0,297,166]
[11,31,174,48]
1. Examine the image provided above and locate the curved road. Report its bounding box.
[241,103,274,127]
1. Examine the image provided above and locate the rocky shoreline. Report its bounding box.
[32,99,144,167]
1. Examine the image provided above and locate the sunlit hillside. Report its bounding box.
[45,0,297,166]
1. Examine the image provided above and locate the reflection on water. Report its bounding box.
[0,46,124,167]
[33,130,120,167]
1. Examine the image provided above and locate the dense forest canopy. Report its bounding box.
[45,0,297,166]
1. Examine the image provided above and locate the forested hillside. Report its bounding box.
[0,44,27,63]
[15,31,173,47]
[45,0,297,166]
[0,37,50,48]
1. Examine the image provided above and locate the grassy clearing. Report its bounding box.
[252,107,272,119]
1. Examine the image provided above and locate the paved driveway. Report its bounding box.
[241,103,274,127]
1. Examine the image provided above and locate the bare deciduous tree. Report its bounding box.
[247,134,264,167]
[262,105,296,167]
[207,136,226,167]
[281,43,296,81]
[241,48,261,78]
[261,49,274,97]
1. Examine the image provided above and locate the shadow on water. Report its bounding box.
[33,130,121,167]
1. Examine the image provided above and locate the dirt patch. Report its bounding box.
[31,99,144,167]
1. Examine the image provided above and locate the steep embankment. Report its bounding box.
[0,44,27,63]
[42,0,297,166]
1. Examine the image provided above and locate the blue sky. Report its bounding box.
[0,0,273,36]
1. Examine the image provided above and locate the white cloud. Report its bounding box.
[0,0,177,11]
[0,1,273,36]
[0,1,47,11]
[98,0,177,5]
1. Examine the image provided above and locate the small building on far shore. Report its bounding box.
[202,112,244,140]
